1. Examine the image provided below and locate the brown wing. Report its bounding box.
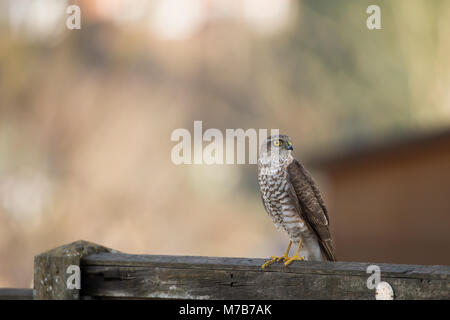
[287,159,336,261]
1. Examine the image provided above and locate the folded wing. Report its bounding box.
[287,159,336,261]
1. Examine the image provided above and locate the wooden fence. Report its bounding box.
[1,240,449,299]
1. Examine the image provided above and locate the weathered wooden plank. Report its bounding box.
[81,253,450,300]
[0,288,33,300]
[82,252,450,279]
[34,240,117,299]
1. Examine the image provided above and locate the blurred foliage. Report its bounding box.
[0,0,450,286]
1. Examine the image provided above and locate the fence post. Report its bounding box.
[33,240,116,300]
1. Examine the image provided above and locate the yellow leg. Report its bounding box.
[261,241,292,269]
[284,240,305,266]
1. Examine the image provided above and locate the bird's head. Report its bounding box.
[259,134,293,161]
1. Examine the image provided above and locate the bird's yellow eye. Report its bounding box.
[273,140,281,146]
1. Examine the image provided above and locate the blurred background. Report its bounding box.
[1,0,450,288]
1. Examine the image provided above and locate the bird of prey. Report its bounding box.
[257,134,336,268]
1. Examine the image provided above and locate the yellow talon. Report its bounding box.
[284,253,305,266]
[261,241,292,269]
[284,239,304,267]
[261,256,280,269]
[275,253,289,263]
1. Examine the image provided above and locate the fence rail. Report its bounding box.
[0,288,33,300]
[2,240,450,300]
[80,251,449,300]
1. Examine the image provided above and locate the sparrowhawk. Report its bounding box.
[257,134,336,268]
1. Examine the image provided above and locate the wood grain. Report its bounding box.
[33,240,116,299]
[0,288,33,300]
[81,252,450,300]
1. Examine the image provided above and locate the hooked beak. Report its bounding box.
[287,144,293,151]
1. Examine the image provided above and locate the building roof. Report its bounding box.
[311,127,450,170]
